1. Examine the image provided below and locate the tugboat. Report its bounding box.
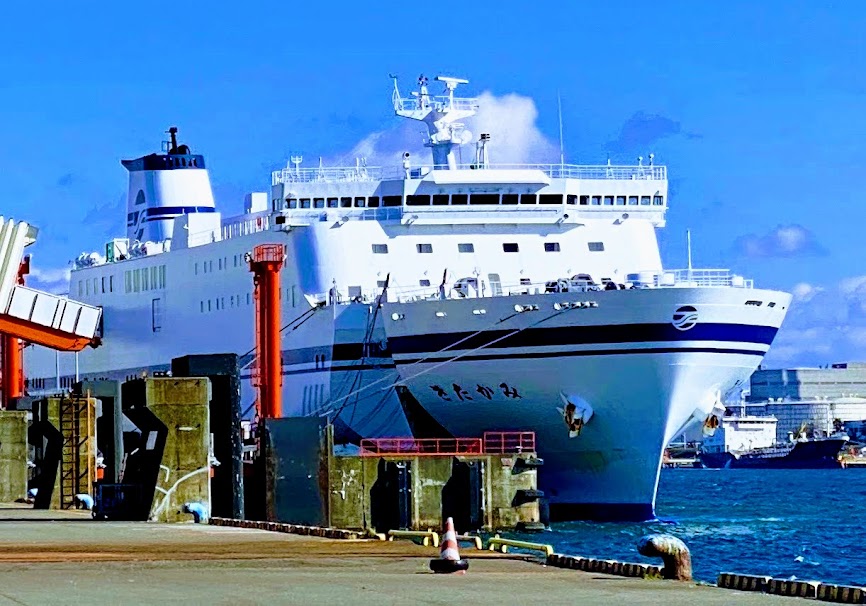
[700,415,849,469]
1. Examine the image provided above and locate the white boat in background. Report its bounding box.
[25,75,791,520]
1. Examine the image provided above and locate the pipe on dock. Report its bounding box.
[248,245,285,419]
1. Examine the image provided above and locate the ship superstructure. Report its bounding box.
[25,75,791,520]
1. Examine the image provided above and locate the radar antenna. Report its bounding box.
[392,73,479,170]
[290,155,303,177]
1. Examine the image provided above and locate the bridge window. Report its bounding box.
[654,195,664,205]
[383,195,402,207]
[566,195,577,205]
[340,197,352,208]
[124,272,131,293]
[367,196,380,207]
[458,243,474,253]
[588,242,605,252]
[432,194,449,206]
[616,196,626,205]
[372,244,389,254]
[520,194,536,205]
[354,197,366,207]
[520,278,531,285]
[540,194,562,205]
[591,196,602,205]
[133,270,141,292]
[407,195,431,206]
[142,269,149,291]
[300,198,311,209]
[377,280,387,288]
[470,194,499,205]
[503,194,519,205]
[503,243,519,253]
[419,279,431,287]
[452,194,468,205]
[416,243,433,254]
[314,198,325,208]
[579,196,589,205]
[544,242,561,252]
[628,196,638,205]
[641,196,651,205]
[327,198,339,208]
[604,196,614,205]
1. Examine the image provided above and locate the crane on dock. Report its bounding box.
[0,217,102,408]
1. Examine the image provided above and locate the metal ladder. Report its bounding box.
[58,397,92,509]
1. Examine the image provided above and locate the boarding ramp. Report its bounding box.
[0,217,101,351]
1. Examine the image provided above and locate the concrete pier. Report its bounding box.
[0,411,27,502]
[0,506,788,605]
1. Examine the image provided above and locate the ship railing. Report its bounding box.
[483,432,536,454]
[271,163,667,185]
[651,269,754,289]
[392,94,480,113]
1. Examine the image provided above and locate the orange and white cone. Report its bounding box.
[429,517,469,574]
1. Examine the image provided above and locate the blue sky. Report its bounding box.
[1,1,864,367]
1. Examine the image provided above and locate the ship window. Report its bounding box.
[628,196,639,205]
[407,195,431,206]
[502,194,519,205]
[768,302,777,308]
[745,300,763,306]
[503,243,519,253]
[545,242,561,252]
[579,195,589,205]
[451,194,468,205]
[383,195,402,207]
[247,293,250,305]
[591,196,602,205]
[109,275,114,293]
[540,194,562,205]
[348,285,362,298]
[616,196,626,205]
[300,198,311,209]
[354,197,366,207]
[101,276,105,293]
[194,262,198,275]
[208,299,212,312]
[218,258,222,270]
[372,244,388,254]
[159,265,166,288]
[285,198,297,209]
[432,194,449,206]
[314,198,325,208]
[124,272,131,293]
[654,195,664,205]
[367,196,380,207]
[566,195,577,205]
[488,273,502,296]
[340,197,352,208]
[588,242,605,252]
[416,243,433,254]
[470,194,499,205]
[327,198,339,208]
[458,243,474,253]
[520,278,532,285]
[133,270,141,292]
[419,279,431,287]
[78,281,83,296]
[292,285,297,307]
[377,280,387,288]
[85,280,90,295]
[152,298,162,332]
[604,196,614,206]
[230,295,235,307]
[142,269,149,291]
[641,196,651,205]
[520,194,536,205]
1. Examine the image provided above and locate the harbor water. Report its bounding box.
[529,468,866,587]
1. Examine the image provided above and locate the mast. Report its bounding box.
[392,74,479,170]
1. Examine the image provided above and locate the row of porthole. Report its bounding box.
[389,301,598,321]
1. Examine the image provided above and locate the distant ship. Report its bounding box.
[700,413,848,469]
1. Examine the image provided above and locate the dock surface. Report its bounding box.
[0,507,794,605]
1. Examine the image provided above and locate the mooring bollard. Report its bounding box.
[637,534,692,581]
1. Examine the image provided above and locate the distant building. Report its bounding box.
[744,362,866,442]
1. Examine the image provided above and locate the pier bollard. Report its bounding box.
[637,534,692,581]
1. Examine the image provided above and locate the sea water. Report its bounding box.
[523,468,866,586]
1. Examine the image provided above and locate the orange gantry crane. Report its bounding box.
[0,218,102,408]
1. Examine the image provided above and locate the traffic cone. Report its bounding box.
[429,517,469,574]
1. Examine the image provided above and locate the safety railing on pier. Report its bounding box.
[483,432,537,454]
[359,438,483,457]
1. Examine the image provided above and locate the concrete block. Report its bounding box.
[0,411,27,502]
[816,583,866,603]
[767,578,820,599]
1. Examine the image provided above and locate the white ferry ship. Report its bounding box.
[25,75,791,520]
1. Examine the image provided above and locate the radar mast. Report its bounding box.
[392,74,479,169]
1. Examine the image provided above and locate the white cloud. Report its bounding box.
[765,274,866,367]
[733,224,827,259]
[335,90,558,168]
[27,265,71,295]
